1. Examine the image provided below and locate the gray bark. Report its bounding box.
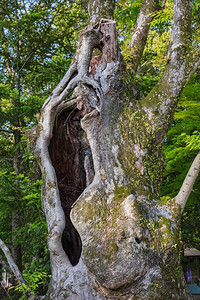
[88,0,115,24]
[129,0,159,77]
[11,211,22,272]
[0,239,31,293]
[12,141,23,273]
[27,0,199,299]
[175,152,200,212]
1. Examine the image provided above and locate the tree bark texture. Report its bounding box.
[0,239,30,292]
[28,0,199,299]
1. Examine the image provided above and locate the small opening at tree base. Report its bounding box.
[49,106,94,266]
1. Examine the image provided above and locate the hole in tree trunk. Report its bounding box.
[49,106,94,266]
[135,237,142,244]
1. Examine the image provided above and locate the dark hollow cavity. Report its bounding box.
[49,107,94,266]
[135,237,142,244]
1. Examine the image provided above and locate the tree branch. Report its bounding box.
[18,6,62,75]
[41,62,77,109]
[174,152,200,213]
[0,239,32,294]
[129,0,159,77]
[42,23,102,110]
[139,0,194,142]
[157,0,192,94]
[0,253,12,273]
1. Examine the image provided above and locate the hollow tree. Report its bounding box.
[28,0,200,299]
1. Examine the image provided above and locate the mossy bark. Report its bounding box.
[28,0,199,299]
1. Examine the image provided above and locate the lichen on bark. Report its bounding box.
[27,0,199,298]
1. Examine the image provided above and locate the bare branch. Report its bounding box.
[129,0,159,77]
[0,239,32,294]
[174,152,200,213]
[0,253,12,273]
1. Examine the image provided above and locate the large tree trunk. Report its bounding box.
[28,0,200,299]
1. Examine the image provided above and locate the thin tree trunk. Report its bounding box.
[0,239,31,293]
[175,152,200,212]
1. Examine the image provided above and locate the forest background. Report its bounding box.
[0,0,199,299]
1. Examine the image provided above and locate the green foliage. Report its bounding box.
[115,0,142,35]
[115,0,143,59]
[140,1,173,79]
[181,201,200,249]
[0,168,50,297]
[162,74,200,249]
[9,257,51,299]
[192,0,200,47]
[0,1,86,298]
[150,2,173,31]
[0,0,199,298]
[23,258,51,294]
[121,1,174,97]
[162,75,200,198]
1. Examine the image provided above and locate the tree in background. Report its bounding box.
[162,74,200,249]
[0,0,86,298]
[0,0,199,299]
